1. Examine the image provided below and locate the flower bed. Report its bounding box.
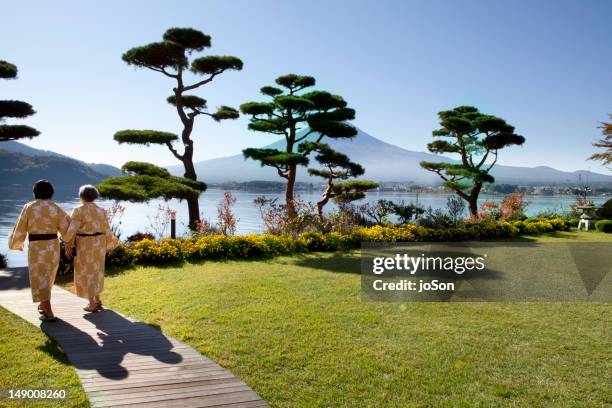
[105,218,569,267]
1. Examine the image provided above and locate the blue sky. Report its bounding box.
[2,0,611,173]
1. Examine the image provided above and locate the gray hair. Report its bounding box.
[79,184,100,202]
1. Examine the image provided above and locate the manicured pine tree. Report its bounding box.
[0,60,40,142]
[420,106,525,217]
[332,180,380,206]
[98,161,206,202]
[301,142,367,217]
[588,115,611,169]
[115,28,243,229]
[240,74,357,214]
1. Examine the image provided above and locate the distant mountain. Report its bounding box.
[0,141,120,177]
[168,127,612,185]
[0,149,111,188]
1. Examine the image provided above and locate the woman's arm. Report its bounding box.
[63,208,81,258]
[103,210,119,252]
[8,205,29,251]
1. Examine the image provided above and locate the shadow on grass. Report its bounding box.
[37,338,72,366]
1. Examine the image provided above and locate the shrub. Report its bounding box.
[99,217,569,268]
[131,238,183,264]
[445,195,466,226]
[125,232,156,243]
[599,199,612,219]
[595,220,612,233]
[254,197,321,237]
[500,193,529,221]
[418,207,454,229]
[106,244,133,267]
[478,201,501,222]
[0,253,7,269]
[217,192,239,236]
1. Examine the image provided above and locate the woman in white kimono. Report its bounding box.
[9,180,71,322]
[65,185,118,313]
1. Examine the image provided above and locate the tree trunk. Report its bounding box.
[182,141,200,230]
[467,183,482,217]
[285,164,297,217]
[317,179,333,219]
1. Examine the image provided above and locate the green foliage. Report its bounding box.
[98,162,206,202]
[275,74,315,89]
[0,100,35,118]
[106,243,133,267]
[0,124,40,141]
[241,74,357,205]
[333,180,379,203]
[240,102,275,116]
[166,95,206,109]
[598,199,612,219]
[243,148,309,167]
[260,86,283,96]
[122,41,188,69]
[1,60,39,142]
[595,220,612,233]
[122,161,171,177]
[191,56,243,75]
[420,106,525,215]
[304,142,366,214]
[0,60,17,79]
[588,116,611,167]
[163,27,211,51]
[212,105,239,121]
[118,28,242,229]
[304,142,364,178]
[102,218,570,267]
[114,129,178,145]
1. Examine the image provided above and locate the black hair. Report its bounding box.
[33,179,54,200]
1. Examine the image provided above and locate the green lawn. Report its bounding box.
[0,307,89,408]
[509,229,612,242]
[58,231,610,407]
[3,230,610,407]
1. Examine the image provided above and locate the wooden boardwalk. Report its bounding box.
[0,267,269,408]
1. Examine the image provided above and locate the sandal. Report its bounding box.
[83,304,100,313]
[37,305,45,314]
[95,301,103,311]
[39,311,57,322]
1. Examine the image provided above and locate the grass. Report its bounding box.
[509,229,612,242]
[54,230,611,407]
[0,307,89,408]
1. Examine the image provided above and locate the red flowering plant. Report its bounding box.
[499,193,529,221]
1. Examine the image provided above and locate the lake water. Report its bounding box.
[0,187,607,267]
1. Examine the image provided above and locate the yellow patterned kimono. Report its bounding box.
[8,200,71,302]
[65,202,118,299]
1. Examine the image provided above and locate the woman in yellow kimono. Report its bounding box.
[9,180,71,322]
[65,185,118,313]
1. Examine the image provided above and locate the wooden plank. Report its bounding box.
[89,384,252,405]
[0,267,269,408]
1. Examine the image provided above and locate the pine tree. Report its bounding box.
[115,28,242,228]
[420,106,525,217]
[0,60,40,142]
[301,142,367,217]
[241,74,356,214]
[588,115,611,169]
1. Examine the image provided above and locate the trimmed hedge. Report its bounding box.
[595,220,612,233]
[106,218,569,268]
